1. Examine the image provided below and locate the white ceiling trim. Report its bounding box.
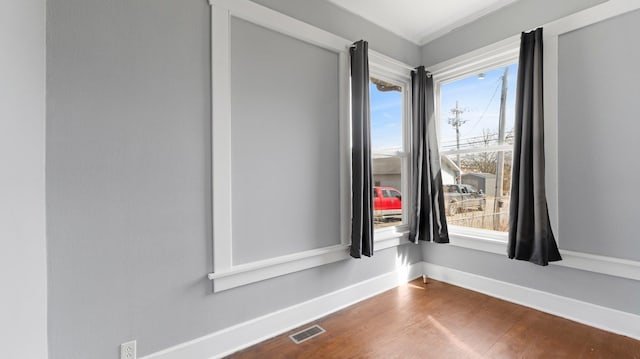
[417,0,519,45]
[326,0,519,46]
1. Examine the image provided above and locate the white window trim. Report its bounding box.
[542,0,640,243]
[430,35,519,250]
[207,0,415,292]
[369,53,413,243]
[429,0,640,282]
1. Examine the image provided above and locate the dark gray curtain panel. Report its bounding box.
[409,66,449,244]
[508,28,561,266]
[349,40,374,258]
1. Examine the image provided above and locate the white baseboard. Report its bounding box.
[142,260,639,359]
[422,262,640,340]
[140,262,423,359]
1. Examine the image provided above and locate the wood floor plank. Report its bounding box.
[227,278,640,358]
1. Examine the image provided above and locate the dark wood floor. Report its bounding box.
[227,278,640,358]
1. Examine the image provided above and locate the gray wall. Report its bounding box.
[230,17,341,264]
[252,0,421,67]
[0,1,48,358]
[558,9,640,262]
[421,0,640,315]
[46,0,421,358]
[421,0,606,66]
[46,0,640,357]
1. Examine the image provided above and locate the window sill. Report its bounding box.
[208,226,409,293]
[443,226,640,282]
[375,224,409,250]
[447,225,508,255]
[208,244,351,292]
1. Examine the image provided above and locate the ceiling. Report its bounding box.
[325,0,518,45]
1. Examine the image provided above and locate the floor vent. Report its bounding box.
[289,325,325,344]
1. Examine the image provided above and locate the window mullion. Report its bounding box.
[442,145,513,156]
[369,69,411,234]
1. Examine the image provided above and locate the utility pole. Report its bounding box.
[493,67,508,230]
[448,101,466,184]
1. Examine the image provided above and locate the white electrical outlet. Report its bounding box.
[120,340,136,359]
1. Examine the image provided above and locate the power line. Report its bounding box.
[468,77,501,134]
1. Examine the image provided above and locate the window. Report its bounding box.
[369,74,409,231]
[436,58,518,236]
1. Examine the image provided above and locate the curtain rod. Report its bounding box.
[348,41,420,73]
[367,48,419,72]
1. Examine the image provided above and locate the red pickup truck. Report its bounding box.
[373,186,402,219]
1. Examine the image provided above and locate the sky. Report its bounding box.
[369,63,518,153]
[440,63,518,151]
[370,81,403,154]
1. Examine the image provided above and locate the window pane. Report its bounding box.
[440,64,518,154]
[439,63,518,233]
[442,151,512,232]
[370,77,403,229]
